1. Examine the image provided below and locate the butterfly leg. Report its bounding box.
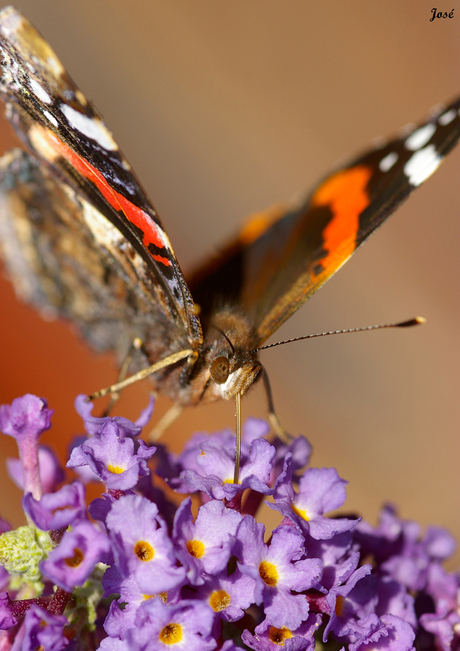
[148,402,183,442]
[262,369,292,443]
[88,349,196,400]
[102,337,144,415]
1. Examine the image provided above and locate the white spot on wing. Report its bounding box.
[438,108,456,126]
[28,124,59,162]
[158,226,172,252]
[79,196,147,284]
[75,90,87,107]
[405,123,436,151]
[379,151,398,172]
[81,197,124,248]
[404,145,442,187]
[60,104,117,151]
[42,110,58,127]
[29,78,52,104]
[46,55,65,78]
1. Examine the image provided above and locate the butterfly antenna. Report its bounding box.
[250,316,426,353]
[212,326,235,356]
[234,392,242,485]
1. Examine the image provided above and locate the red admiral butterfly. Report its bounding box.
[0,7,459,479]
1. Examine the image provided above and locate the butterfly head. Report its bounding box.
[197,307,262,402]
[209,351,262,400]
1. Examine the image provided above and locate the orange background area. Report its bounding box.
[0,1,459,562]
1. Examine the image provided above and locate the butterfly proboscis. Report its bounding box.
[89,316,425,484]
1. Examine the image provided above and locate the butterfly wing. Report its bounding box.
[190,96,460,348]
[0,6,202,356]
[0,148,185,367]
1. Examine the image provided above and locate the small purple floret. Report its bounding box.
[173,498,242,585]
[105,494,186,594]
[22,604,68,651]
[236,518,322,630]
[41,520,110,591]
[7,445,64,494]
[125,598,216,651]
[0,395,53,442]
[0,395,53,499]
[271,461,359,539]
[183,437,275,499]
[74,394,153,438]
[0,592,17,630]
[23,482,86,531]
[67,421,156,491]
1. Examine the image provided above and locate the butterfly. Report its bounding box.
[0,7,459,480]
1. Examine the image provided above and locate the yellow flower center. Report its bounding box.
[335,594,345,616]
[51,505,72,515]
[259,560,278,586]
[268,626,293,645]
[64,547,84,567]
[143,592,167,603]
[134,540,154,561]
[209,590,231,612]
[159,622,182,644]
[186,539,205,558]
[291,502,309,521]
[107,464,124,474]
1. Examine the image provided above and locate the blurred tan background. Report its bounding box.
[0,0,459,561]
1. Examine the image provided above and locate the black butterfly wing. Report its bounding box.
[190,96,460,348]
[0,147,189,366]
[0,6,202,357]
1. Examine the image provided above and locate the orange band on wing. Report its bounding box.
[30,124,171,266]
[312,165,372,269]
[152,253,170,265]
[239,204,287,245]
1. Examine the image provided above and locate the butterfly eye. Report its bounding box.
[211,356,230,384]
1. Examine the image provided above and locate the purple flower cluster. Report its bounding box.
[0,393,458,650]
